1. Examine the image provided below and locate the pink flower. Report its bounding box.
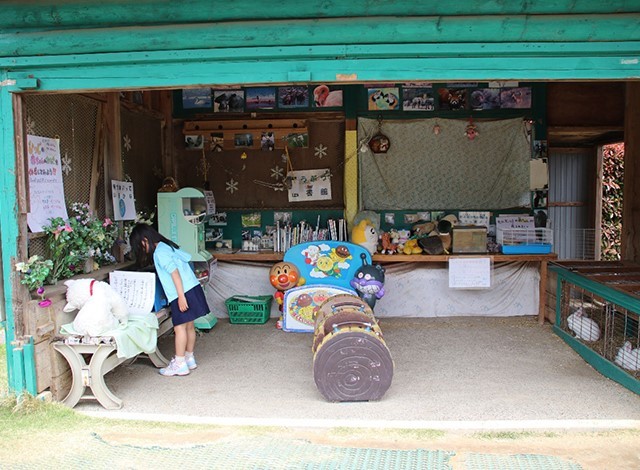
[64,224,73,232]
[103,218,112,227]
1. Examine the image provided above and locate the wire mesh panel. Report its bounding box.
[22,94,100,257]
[559,281,640,379]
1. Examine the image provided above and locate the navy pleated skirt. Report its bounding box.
[169,285,210,326]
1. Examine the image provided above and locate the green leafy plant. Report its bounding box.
[14,256,53,291]
[42,203,118,282]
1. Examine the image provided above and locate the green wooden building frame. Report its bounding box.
[1,1,640,394]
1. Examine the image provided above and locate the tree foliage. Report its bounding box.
[601,143,624,260]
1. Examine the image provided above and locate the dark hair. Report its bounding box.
[129,223,179,267]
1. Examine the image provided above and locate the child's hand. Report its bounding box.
[178,295,189,312]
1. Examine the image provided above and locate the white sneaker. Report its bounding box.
[159,358,190,376]
[185,354,197,370]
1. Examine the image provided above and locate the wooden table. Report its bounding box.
[211,251,557,324]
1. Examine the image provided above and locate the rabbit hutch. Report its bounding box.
[1,1,640,406]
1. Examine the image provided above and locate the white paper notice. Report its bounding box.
[449,257,492,289]
[287,169,332,202]
[204,190,216,215]
[109,271,156,315]
[111,180,136,221]
[26,135,69,232]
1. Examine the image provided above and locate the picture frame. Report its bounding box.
[402,87,434,111]
[185,134,204,150]
[469,88,501,110]
[277,86,309,108]
[311,84,343,108]
[367,87,400,111]
[182,87,212,110]
[245,87,277,110]
[213,89,245,112]
[234,133,254,148]
[500,87,532,109]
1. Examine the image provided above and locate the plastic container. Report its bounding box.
[500,228,553,254]
[225,295,273,324]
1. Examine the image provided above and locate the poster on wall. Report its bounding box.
[111,180,136,221]
[287,169,332,202]
[367,87,400,111]
[26,135,68,232]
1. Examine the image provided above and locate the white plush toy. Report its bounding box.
[63,279,129,336]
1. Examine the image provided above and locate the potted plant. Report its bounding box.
[14,255,54,307]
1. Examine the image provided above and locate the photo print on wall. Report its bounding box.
[182,87,212,109]
[470,88,501,110]
[312,84,343,107]
[500,87,532,109]
[402,87,435,111]
[213,89,245,112]
[246,87,277,110]
[278,86,309,108]
[367,87,400,111]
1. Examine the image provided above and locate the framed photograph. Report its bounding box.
[209,133,224,152]
[404,213,418,224]
[285,132,308,148]
[213,89,245,112]
[470,88,501,110]
[500,87,532,109]
[241,212,262,227]
[245,87,276,110]
[182,87,212,109]
[438,87,467,110]
[234,133,254,148]
[384,213,395,225]
[274,211,292,225]
[367,87,400,111]
[208,212,228,226]
[312,84,343,107]
[185,134,204,150]
[261,132,276,151]
[277,86,309,108]
[402,87,434,111]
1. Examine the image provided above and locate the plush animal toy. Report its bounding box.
[351,219,379,255]
[63,279,129,337]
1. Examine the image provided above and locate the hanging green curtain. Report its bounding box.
[358,117,531,210]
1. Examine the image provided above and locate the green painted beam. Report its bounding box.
[4,42,640,69]
[6,54,640,92]
[2,0,639,29]
[2,14,640,57]
[0,73,19,393]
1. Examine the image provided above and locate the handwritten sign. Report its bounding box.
[111,180,136,221]
[496,215,535,244]
[458,211,491,228]
[204,190,216,215]
[109,271,156,315]
[26,135,68,232]
[448,257,492,289]
[287,169,332,202]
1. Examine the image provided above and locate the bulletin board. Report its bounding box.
[176,116,345,210]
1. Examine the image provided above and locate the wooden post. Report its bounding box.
[622,83,640,262]
[104,93,123,220]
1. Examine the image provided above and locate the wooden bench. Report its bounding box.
[52,308,173,410]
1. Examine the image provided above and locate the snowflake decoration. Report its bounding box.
[25,116,36,135]
[61,151,72,176]
[152,165,163,179]
[123,134,132,152]
[271,165,284,180]
[314,144,328,159]
[226,178,239,194]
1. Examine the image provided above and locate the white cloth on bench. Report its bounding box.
[60,312,160,359]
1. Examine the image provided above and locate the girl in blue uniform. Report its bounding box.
[130,224,210,376]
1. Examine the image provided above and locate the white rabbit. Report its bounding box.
[614,341,640,371]
[567,307,601,341]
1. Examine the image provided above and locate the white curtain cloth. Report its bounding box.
[205,260,539,318]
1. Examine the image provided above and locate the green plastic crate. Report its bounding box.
[225,295,273,324]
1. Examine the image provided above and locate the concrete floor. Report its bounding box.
[79,316,640,429]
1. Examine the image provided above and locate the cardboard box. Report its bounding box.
[452,226,487,253]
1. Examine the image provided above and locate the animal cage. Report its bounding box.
[553,264,640,394]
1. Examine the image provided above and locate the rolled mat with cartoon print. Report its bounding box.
[312,294,393,402]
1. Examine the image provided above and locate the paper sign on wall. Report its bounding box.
[287,169,332,202]
[449,257,492,289]
[111,180,136,220]
[26,135,69,232]
[204,190,216,215]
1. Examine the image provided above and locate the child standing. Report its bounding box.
[129,223,210,376]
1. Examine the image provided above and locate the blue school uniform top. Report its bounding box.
[153,242,199,302]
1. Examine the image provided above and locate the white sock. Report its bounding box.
[175,355,186,364]
[185,351,194,358]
